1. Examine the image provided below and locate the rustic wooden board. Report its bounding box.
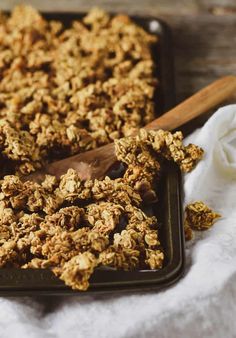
[164,14,236,103]
[2,0,236,15]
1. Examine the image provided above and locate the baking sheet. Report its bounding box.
[0,13,184,295]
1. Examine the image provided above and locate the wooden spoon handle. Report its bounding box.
[145,75,236,131]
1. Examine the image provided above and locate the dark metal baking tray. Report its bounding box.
[0,12,184,295]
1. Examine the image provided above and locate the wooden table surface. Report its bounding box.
[2,0,236,105]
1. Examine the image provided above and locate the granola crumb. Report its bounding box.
[184,223,194,241]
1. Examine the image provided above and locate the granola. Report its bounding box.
[0,126,205,290]
[184,201,221,232]
[0,5,157,175]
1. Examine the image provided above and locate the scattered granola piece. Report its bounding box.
[185,201,221,231]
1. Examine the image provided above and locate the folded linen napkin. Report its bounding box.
[0,105,236,338]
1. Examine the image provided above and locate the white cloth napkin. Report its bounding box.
[0,105,236,338]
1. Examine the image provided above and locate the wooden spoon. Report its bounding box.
[27,75,236,181]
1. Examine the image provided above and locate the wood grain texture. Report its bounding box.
[1,0,236,105]
[163,14,236,103]
[2,0,236,15]
[0,0,201,15]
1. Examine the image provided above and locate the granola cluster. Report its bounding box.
[0,5,157,176]
[184,201,221,240]
[0,129,204,290]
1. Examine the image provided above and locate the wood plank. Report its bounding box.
[0,0,200,15]
[162,14,236,102]
[2,0,236,14]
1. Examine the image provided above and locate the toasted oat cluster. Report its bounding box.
[0,5,157,176]
[184,201,221,240]
[0,129,204,290]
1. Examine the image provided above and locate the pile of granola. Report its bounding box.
[0,129,204,290]
[0,5,157,176]
[0,6,221,291]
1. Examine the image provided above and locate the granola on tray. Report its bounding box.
[0,6,220,291]
[0,5,157,176]
[0,128,204,290]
